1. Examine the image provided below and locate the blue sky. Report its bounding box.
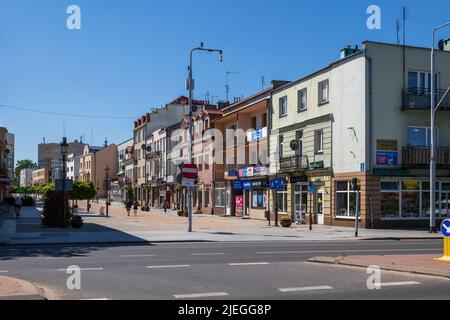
[0,0,449,163]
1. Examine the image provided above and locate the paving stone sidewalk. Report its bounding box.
[308,254,450,279]
[0,275,46,300]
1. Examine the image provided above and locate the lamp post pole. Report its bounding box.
[430,22,450,233]
[105,165,110,218]
[60,137,68,229]
[187,43,223,233]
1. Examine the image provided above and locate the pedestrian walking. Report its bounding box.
[162,199,169,214]
[14,196,22,218]
[133,201,139,216]
[125,201,132,217]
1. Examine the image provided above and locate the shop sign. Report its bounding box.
[254,166,268,176]
[247,167,254,177]
[235,196,243,217]
[247,127,268,142]
[309,161,325,170]
[242,181,252,190]
[377,140,398,151]
[376,151,398,166]
[239,168,248,178]
[252,180,268,188]
[227,170,238,177]
[232,180,243,190]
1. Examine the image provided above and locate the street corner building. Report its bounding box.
[268,41,450,229]
[0,127,15,203]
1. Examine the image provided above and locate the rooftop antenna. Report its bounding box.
[396,19,401,45]
[205,90,210,104]
[261,75,266,90]
[90,127,94,146]
[225,71,239,103]
[63,120,66,137]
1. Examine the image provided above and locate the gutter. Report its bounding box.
[363,49,374,174]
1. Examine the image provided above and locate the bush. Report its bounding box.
[21,196,36,207]
[42,191,71,228]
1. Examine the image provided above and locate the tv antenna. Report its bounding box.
[225,71,239,103]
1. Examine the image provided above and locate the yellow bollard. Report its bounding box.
[434,220,450,263]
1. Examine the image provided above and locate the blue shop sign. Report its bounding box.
[270,178,286,190]
[228,170,238,177]
[376,152,398,166]
[233,181,243,190]
[243,181,253,190]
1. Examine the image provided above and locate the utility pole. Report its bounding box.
[430,22,450,233]
[187,43,223,233]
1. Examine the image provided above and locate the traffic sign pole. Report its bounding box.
[434,220,450,263]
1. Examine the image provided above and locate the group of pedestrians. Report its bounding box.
[124,199,169,217]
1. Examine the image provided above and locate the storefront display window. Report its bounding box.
[252,190,265,209]
[276,191,288,214]
[336,181,360,218]
[381,180,450,219]
[214,183,226,207]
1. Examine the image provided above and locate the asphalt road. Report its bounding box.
[0,239,448,300]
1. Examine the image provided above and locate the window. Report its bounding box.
[251,117,257,130]
[407,127,439,148]
[277,191,288,214]
[408,71,439,94]
[318,80,329,105]
[279,96,287,117]
[278,135,284,160]
[215,183,226,207]
[252,190,265,209]
[298,88,307,112]
[336,181,360,218]
[262,113,267,128]
[315,130,324,154]
[205,188,210,208]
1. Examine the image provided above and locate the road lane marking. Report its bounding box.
[228,262,270,266]
[57,268,104,272]
[146,265,190,269]
[279,286,334,293]
[0,271,9,273]
[190,253,226,256]
[377,281,420,287]
[174,292,229,299]
[119,255,157,258]
[81,298,110,301]
[257,248,440,254]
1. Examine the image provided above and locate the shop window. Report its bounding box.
[215,183,226,207]
[276,191,288,214]
[336,181,360,218]
[252,190,265,209]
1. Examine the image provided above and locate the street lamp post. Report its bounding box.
[60,137,69,228]
[187,43,223,233]
[105,165,110,218]
[430,22,450,233]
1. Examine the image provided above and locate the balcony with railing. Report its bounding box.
[403,147,450,169]
[402,88,450,111]
[279,155,309,172]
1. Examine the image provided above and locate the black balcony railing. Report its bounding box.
[280,155,309,172]
[403,147,450,169]
[402,88,450,111]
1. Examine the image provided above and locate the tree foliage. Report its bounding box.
[71,180,97,201]
[14,159,37,184]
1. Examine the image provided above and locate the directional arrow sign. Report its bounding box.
[441,220,450,238]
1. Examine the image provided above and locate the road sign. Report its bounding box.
[182,178,196,187]
[182,164,198,180]
[269,179,285,190]
[441,220,450,237]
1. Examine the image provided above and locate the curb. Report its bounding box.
[307,256,450,279]
[359,237,442,241]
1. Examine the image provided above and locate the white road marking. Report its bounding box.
[119,255,156,258]
[190,253,226,256]
[279,286,334,293]
[174,292,229,299]
[377,281,420,287]
[257,248,440,254]
[81,298,110,301]
[146,265,190,269]
[0,270,9,273]
[228,262,270,266]
[57,268,104,272]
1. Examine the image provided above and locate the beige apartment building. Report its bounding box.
[79,144,118,198]
[32,168,49,186]
[270,41,450,229]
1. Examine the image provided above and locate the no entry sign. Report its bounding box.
[182,164,198,180]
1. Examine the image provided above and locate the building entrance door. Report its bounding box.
[294,186,308,224]
[316,189,325,225]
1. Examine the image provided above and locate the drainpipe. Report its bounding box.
[364,49,374,174]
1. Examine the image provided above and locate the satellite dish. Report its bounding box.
[290,140,299,151]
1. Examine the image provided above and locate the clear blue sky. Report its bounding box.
[0,0,449,163]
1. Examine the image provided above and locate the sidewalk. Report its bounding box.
[308,254,450,279]
[0,203,444,246]
[0,275,46,300]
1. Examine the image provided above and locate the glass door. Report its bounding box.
[316,190,325,225]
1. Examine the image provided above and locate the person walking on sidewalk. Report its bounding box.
[162,199,169,214]
[133,201,139,216]
[14,196,22,218]
[125,201,132,217]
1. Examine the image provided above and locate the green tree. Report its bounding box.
[14,159,38,185]
[71,181,97,201]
